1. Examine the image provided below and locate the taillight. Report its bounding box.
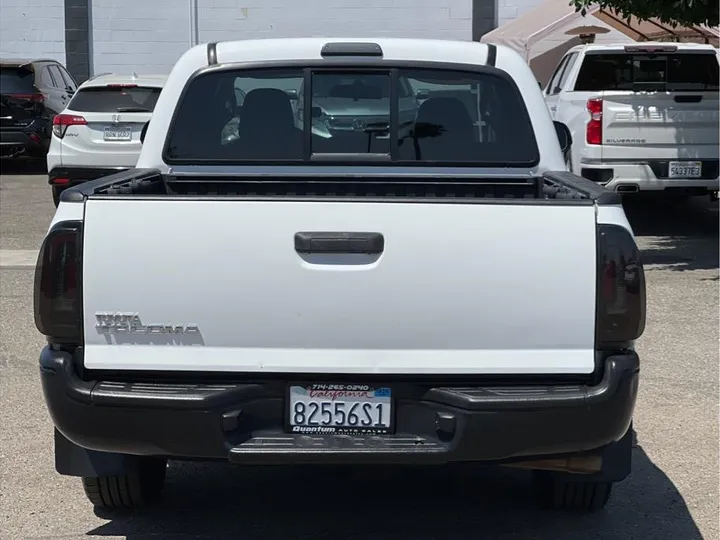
[586,98,603,145]
[7,92,45,102]
[596,224,645,347]
[52,114,87,138]
[106,84,137,89]
[34,221,83,344]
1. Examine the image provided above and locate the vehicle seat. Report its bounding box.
[235,88,302,159]
[412,97,476,161]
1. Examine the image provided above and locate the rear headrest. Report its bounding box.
[415,97,474,136]
[240,88,295,133]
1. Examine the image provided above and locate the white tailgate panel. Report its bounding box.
[602,92,720,160]
[82,199,598,374]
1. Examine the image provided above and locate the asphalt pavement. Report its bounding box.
[1,160,718,540]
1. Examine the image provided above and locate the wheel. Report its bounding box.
[82,457,167,509]
[533,471,613,513]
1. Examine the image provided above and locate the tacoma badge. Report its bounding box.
[95,312,199,335]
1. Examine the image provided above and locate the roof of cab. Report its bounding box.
[205,37,504,66]
[79,73,168,89]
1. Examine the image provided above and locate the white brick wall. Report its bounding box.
[91,0,191,75]
[0,0,66,63]
[497,0,543,27]
[197,0,473,42]
[91,0,473,75]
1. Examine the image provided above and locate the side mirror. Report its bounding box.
[286,89,299,100]
[311,106,323,118]
[66,86,75,95]
[415,89,429,100]
[553,121,572,155]
[140,121,150,144]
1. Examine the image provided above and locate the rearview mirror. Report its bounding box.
[553,121,572,155]
[140,121,150,144]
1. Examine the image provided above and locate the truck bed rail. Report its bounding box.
[60,169,621,205]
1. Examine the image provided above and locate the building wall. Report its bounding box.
[0,0,66,63]
[91,0,477,75]
[91,0,191,75]
[497,0,540,27]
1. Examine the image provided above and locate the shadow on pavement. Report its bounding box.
[88,444,702,540]
[0,157,47,176]
[624,196,719,272]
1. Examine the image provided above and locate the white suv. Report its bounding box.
[46,73,167,205]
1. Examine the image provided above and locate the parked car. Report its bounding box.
[35,38,644,513]
[46,72,166,205]
[0,58,77,159]
[292,73,419,143]
[544,42,719,201]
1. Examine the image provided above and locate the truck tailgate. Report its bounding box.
[601,91,720,161]
[82,199,598,375]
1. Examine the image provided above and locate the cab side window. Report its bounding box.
[555,53,579,94]
[545,55,569,95]
[545,53,578,96]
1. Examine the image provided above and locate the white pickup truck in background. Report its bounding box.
[35,38,645,514]
[544,42,719,200]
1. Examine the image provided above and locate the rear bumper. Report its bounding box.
[48,166,128,187]
[0,123,49,156]
[41,347,639,467]
[580,159,719,193]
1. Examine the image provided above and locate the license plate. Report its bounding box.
[668,161,702,178]
[288,384,392,434]
[103,127,132,141]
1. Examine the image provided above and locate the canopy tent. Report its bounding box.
[481,0,719,85]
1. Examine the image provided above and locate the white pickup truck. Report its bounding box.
[35,38,645,514]
[544,42,719,199]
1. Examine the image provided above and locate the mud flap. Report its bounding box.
[54,428,138,478]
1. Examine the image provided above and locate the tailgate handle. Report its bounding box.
[294,232,384,254]
[674,95,702,103]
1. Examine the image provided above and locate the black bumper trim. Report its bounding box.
[48,166,128,186]
[40,347,639,466]
[0,127,48,154]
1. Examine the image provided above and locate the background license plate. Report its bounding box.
[288,384,392,434]
[104,127,132,141]
[669,161,701,178]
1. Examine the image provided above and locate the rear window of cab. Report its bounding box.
[164,66,540,167]
[575,51,719,92]
[68,85,162,113]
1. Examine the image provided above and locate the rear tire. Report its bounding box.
[533,471,613,513]
[82,457,167,509]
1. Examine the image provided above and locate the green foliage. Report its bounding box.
[572,0,719,28]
